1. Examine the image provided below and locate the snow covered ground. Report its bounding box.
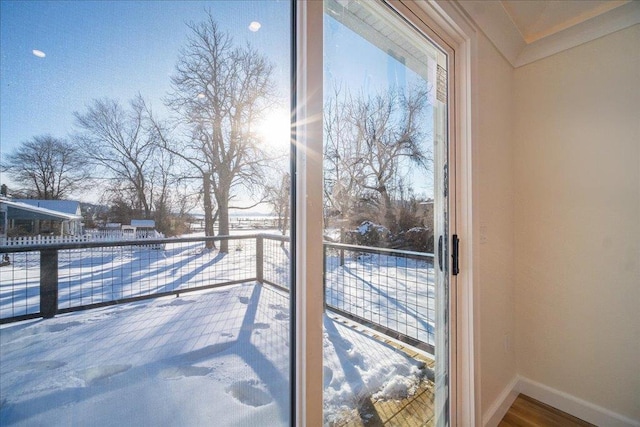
[0,284,429,426]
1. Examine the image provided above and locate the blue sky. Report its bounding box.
[0,0,437,201]
[324,11,437,199]
[0,1,291,171]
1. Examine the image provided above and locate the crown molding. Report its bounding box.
[455,0,640,68]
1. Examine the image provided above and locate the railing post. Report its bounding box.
[323,243,327,309]
[340,228,345,266]
[256,235,264,283]
[40,249,58,318]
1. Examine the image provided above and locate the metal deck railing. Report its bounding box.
[0,234,435,352]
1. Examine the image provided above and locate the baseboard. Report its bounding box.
[518,376,640,427]
[482,375,519,427]
[481,375,640,427]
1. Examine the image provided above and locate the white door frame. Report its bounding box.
[294,1,479,425]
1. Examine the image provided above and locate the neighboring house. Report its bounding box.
[85,220,162,241]
[0,199,83,238]
[122,219,161,239]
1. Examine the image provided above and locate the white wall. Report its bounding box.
[474,30,519,421]
[513,24,640,421]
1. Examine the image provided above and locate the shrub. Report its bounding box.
[345,221,390,247]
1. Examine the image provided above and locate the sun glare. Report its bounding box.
[248,21,261,32]
[255,109,291,151]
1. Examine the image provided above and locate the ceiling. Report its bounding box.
[456,0,640,67]
[501,0,630,43]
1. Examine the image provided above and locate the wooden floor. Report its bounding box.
[499,394,595,427]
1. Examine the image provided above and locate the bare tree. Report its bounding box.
[323,85,366,230]
[324,86,431,232]
[146,113,219,247]
[165,12,277,252]
[1,135,90,199]
[74,95,171,222]
[148,147,176,234]
[351,88,430,232]
[265,172,290,238]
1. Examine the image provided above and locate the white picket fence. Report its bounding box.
[0,230,165,248]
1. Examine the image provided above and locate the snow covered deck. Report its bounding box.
[0,234,439,425]
[0,283,434,426]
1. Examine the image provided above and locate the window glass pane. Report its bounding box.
[0,1,292,425]
[323,0,448,424]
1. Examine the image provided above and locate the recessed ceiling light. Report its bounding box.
[248,21,261,32]
[32,49,46,58]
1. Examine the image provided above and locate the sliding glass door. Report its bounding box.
[1,1,455,424]
[322,0,451,424]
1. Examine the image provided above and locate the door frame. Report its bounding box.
[389,2,479,424]
[294,0,479,425]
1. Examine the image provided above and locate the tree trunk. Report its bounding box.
[203,173,215,249]
[380,185,397,233]
[218,196,230,253]
[282,200,289,236]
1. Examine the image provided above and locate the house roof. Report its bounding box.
[14,199,81,216]
[1,200,82,221]
[130,219,155,228]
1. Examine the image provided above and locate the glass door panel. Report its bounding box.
[0,2,292,425]
[322,0,449,425]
